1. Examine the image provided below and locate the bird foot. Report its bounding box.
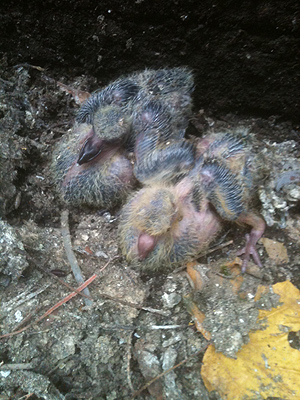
[236,232,263,273]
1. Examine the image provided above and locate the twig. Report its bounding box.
[49,120,72,129]
[127,331,135,393]
[97,323,187,331]
[17,394,34,400]
[131,342,210,398]
[94,255,120,275]
[25,329,52,336]
[148,324,186,330]
[13,63,45,71]
[33,274,96,324]
[7,252,109,337]
[206,239,233,255]
[52,129,71,135]
[61,210,92,306]
[214,272,238,280]
[3,284,51,313]
[0,274,97,339]
[0,77,14,86]
[26,138,46,150]
[46,355,73,375]
[139,306,170,316]
[0,363,33,371]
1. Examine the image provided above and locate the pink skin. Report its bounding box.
[134,177,265,272]
[63,150,134,190]
[136,177,222,261]
[236,212,266,272]
[177,170,266,273]
[138,233,158,260]
[173,195,222,248]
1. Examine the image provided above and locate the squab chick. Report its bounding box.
[52,93,190,209]
[52,112,136,209]
[52,75,140,208]
[75,67,194,166]
[119,132,265,272]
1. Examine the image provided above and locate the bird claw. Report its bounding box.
[236,233,263,273]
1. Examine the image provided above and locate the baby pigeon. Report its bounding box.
[52,68,194,208]
[75,67,194,166]
[119,132,265,272]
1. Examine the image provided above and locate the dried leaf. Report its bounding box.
[260,237,289,263]
[57,81,91,104]
[254,284,270,301]
[201,281,300,399]
[186,261,205,290]
[183,295,212,340]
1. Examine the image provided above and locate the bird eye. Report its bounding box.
[178,215,183,222]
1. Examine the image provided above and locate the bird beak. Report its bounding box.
[77,133,102,166]
[138,233,158,260]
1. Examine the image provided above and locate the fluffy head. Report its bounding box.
[93,105,132,141]
[118,183,220,270]
[133,187,177,235]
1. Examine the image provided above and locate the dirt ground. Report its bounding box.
[0,1,300,399]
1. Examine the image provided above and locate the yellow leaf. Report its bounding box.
[201,281,300,399]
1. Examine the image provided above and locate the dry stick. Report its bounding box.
[131,342,211,399]
[206,239,233,255]
[215,271,237,280]
[4,284,51,312]
[4,257,114,339]
[61,210,93,306]
[13,63,45,71]
[0,363,33,370]
[17,393,34,400]
[0,274,97,339]
[93,255,120,275]
[97,323,187,331]
[17,394,34,400]
[127,331,135,393]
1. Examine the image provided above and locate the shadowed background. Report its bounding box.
[1,0,299,122]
